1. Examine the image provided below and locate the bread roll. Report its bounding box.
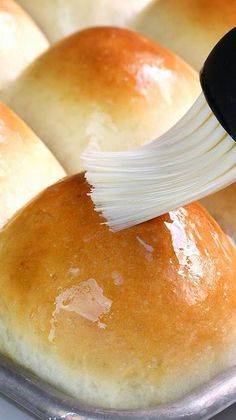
[133,0,236,242]
[4,22,234,243]
[17,0,236,71]
[17,0,151,43]
[132,0,236,71]
[0,101,65,228]
[201,185,236,246]
[0,0,48,91]
[0,173,235,409]
[3,27,200,173]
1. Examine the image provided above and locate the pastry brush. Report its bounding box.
[82,28,236,231]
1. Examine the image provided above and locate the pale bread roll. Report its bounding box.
[17,0,152,43]
[3,27,200,174]
[0,101,65,228]
[0,0,49,91]
[132,0,236,71]
[17,0,236,71]
[0,173,235,409]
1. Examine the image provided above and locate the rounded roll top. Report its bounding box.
[0,174,235,409]
[4,27,200,173]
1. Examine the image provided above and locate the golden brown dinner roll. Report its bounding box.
[0,0,48,91]
[17,0,151,43]
[132,0,236,71]
[3,27,200,173]
[0,101,65,228]
[0,173,235,409]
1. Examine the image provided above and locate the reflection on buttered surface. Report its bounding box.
[0,173,236,409]
[165,209,208,305]
[49,279,112,341]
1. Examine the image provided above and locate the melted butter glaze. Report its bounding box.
[49,278,112,341]
[165,208,213,305]
[0,173,236,385]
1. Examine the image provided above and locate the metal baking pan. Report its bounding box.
[0,354,236,419]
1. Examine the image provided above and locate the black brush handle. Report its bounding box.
[200,27,236,141]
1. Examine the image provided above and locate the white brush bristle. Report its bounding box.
[82,93,236,231]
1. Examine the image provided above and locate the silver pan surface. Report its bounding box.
[0,354,235,419]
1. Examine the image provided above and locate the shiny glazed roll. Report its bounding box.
[0,173,235,409]
[0,101,65,228]
[17,0,151,43]
[0,0,48,91]
[3,27,200,173]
